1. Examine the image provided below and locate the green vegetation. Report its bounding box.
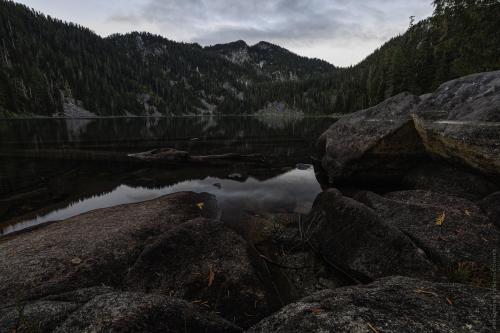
[0,0,498,117]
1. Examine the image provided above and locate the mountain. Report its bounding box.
[0,0,335,117]
[206,40,335,81]
[253,0,500,114]
[0,0,499,117]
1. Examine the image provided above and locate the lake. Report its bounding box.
[0,115,337,236]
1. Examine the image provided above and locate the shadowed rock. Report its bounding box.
[304,189,435,281]
[124,218,271,328]
[0,287,241,333]
[402,162,498,200]
[317,92,424,183]
[247,276,496,333]
[355,190,499,276]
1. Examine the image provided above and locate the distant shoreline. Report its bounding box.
[0,114,345,120]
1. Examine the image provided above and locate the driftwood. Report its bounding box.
[128,148,267,165]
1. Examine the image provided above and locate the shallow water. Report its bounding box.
[0,115,336,236]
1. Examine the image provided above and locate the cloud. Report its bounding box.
[108,0,433,66]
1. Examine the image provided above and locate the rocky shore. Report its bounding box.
[1,71,499,332]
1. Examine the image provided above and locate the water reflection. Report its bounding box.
[0,116,336,236]
[0,116,335,151]
[1,166,321,236]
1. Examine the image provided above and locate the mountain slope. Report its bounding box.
[0,0,335,117]
[251,0,500,114]
[0,0,499,117]
[206,40,335,81]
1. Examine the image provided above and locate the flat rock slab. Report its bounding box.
[0,192,219,304]
[247,276,496,333]
[356,190,499,273]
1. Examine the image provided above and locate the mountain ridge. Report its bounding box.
[0,0,499,117]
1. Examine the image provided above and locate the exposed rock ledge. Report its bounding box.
[1,191,496,332]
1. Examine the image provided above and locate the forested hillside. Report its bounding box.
[0,0,498,117]
[0,0,334,117]
[256,0,500,114]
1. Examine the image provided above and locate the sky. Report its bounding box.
[16,0,434,67]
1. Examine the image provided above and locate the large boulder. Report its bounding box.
[124,218,271,328]
[317,93,424,183]
[413,71,500,175]
[0,287,240,333]
[356,190,499,282]
[304,189,435,281]
[317,71,500,185]
[247,276,496,333]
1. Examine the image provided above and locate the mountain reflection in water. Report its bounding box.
[1,166,320,236]
[0,116,337,236]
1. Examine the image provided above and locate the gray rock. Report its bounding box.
[124,218,271,328]
[478,191,500,228]
[0,192,219,304]
[402,162,499,200]
[0,289,241,333]
[355,190,499,274]
[304,189,435,281]
[317,71,500,184]
[413,70,500,175]
[53,292,241,333]
[248,276,496,333]
[317,92,424,183]
[0,300,78,333]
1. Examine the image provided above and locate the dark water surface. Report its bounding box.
[0,116,337,236]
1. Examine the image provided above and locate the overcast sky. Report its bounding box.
[16,0,433,67]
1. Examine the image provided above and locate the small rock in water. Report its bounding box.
[213,183,222,189]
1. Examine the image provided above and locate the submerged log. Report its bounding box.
[128,147,267,165]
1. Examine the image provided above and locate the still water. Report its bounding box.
[0,115,336,236]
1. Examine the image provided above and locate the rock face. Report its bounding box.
[0,287,240,333]
[248,276,496,333]
[0,192,274,328]
[304,189,435,281]
[355,190,499,277]
[414,71,500,175]
[317,92,424,183]
[317,70,500,184]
